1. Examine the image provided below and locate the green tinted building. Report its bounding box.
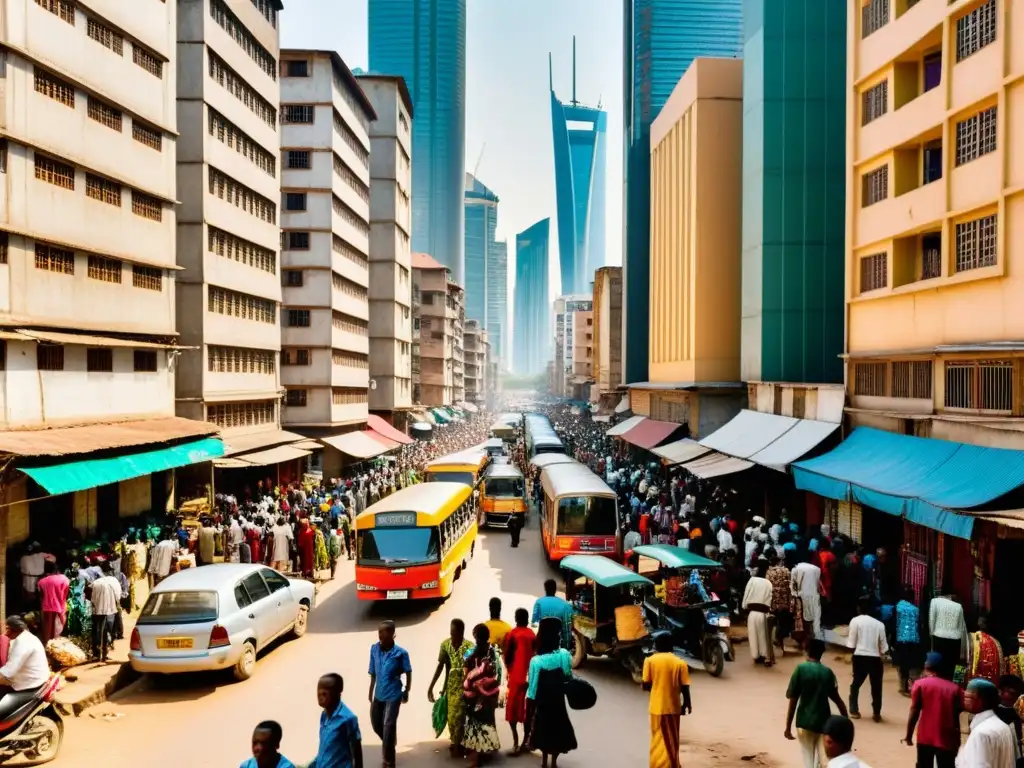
[740,0,846,384]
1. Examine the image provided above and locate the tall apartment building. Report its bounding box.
[464,174,507,367]
[486,239,507,370]
[553,294,591,397]
[278,51,374,436]
[412,252,453,405]
[571,307,594,401]
[592,266,623,405]
[464,319,483,404]
[357,74,414,421]
[176,0,285,449]
[513,218,551,376]
[450,278,465,404]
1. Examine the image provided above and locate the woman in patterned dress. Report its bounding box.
[461,624,502,766]
[427,619,474,756]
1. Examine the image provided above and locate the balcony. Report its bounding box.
[892,230,943,288]
[855,152,945,247]
[857,0,946,83]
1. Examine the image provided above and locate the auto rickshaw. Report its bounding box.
[560,555,654,684]
[632,544,734,677]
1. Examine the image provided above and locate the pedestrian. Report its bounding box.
[368,620,411,768]
[37,561,69,643]
[228,515,243,564]
[904,652,962,768]
[525,617,577,767]
[508,511,524,548]
[894,588,921,696]
[743,561,775,667]
[270,517,293,572]
[240,720,295,768]
[929,595,967,679]
[643,631,692,768]
[968,614,1005,685]
[427,619,473,756]
[822,715,872,767]
[503,608,536,756]
[198,518,216,566]
[0,615,50,694]
[959,678,1017,767]
[309,674,363,768]
[767,552,794,656]
[19,543,49,606]
[484,597,511,649]
[531,579,574,649]
[996,675,1024,763]
[88,562,122,661]
[785,638,849,768]
[847,597,887,722]
[792,555,824,641]
[148,531,177,587]
[461,624,502,766]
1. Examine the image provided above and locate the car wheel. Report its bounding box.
[292,605,309,639]
[233,642,257,681]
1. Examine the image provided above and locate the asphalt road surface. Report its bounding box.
[56,520,913,767]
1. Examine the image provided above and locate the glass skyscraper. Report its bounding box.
[464,173,507,367]
[550,41,607,296]
[514,218,551,376]
[487,239,508,370]
[369,0,467,284]
[622,0,743,383]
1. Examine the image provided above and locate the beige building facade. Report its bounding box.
[412,252,455,406]
[592,266,623,404]
[846,0,1024,446]
[464,320,486,404]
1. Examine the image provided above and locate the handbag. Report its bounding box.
[564,675,597,710]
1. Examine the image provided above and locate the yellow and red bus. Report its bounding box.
[355,483,477,601]
[479,463,526,528]
[540,462,621,562]
[425,446,490,488]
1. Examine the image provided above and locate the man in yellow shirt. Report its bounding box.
[642,633,692,768]
[483,597,512,648]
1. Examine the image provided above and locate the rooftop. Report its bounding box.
[411,253,447,271]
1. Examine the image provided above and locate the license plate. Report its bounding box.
[386,590,408,600]
[156,637,194,650]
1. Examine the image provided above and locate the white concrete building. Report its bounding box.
[175,0,285,451]
[280,50,374,431]
[357,74,413,419]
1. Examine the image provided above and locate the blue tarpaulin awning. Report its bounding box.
[792,427,1024,540]
[21,437,225,496]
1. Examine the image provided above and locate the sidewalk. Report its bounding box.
[54,612,146,717]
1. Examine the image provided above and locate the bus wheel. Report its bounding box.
[470,541,476,558]
[454,566,462,581]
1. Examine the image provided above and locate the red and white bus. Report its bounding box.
[539,461,621,562]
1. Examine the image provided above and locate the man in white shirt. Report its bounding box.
[846,598,888,722]
[929,595,968,678]
[792,558,824,640]
[147,533,177,586]
[822,715,872,767]
[270,518,294,572]
[716,523,735,554]
[958,679,1016,768]
[19,544,51,604]
[89,563,123,661]
[0,616,50,696]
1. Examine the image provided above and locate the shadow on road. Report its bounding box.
[307,575,446,634]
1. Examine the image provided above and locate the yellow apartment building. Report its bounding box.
[846,0,1024,445]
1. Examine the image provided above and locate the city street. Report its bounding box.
[56,523,910,767]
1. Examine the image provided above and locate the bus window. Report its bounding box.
[557,496,617,536]
[429,471,475,485]
[359,527,440,566]
[486,478,524,497]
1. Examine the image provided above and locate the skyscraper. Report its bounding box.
[464,174,507,368]
[551,39,607,296]
[622,0,743,383]
[487,239,508,371]
[369,0,467,284]
[514,219,551,376]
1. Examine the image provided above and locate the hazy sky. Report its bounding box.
[280,0,625,295]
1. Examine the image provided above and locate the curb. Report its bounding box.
[55,662,148,717]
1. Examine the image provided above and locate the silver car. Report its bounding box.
[129,564,315,681]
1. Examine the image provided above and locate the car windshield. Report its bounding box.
[427,470,475,485]
[358,527,441,566]
[486,478,524,497]
[138,591,218,625]
[557,496,618,536]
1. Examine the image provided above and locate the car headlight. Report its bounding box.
[356,583,376,591]
[421,580,439,589]
[718,618,731,628]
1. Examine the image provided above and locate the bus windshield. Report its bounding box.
[556,496,617,536]
[428,471,475,485]
[485,478,524,498]
[358,527,441,566]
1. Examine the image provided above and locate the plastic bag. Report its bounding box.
[432,694,448,737]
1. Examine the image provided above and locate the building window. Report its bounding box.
[34,69,75,108]
[282,105,315,124]
[923,52,942,92]
[87,18,123,55]
[921,233,941,280]
[132,265,162,291]
[87,255,121,283]
[132,350,157,372]
[333,195,370,237]
[210,0,277,81]
[861,80,888,126]
[862,165,888,207]
[956,0,997,63]
[207,109,275,176]
[945,359,1012,411]
[287,231,310,250]
[283,59,308,77]
[88,97,123,132]
[0,233,7,264]
[862,0,889,37]
[332,387,367,405]
[282,348,310,366]
[853,362,887,396]
[34,0,75,25]
[208,346,275,373]
[86,174,122,207]
[132,45,163,78]
[332,272,368,302]
[954,214,997,273]
[34,243,74,274]
[399,112,409,134]
[890,360,932,399]
[132,121,163,152]
[332,235,368,269]
[286,309,310,327]
[333,154,370,203]
[87,348,113,372]
[207,400,275,428]
[923,140,943,185]
[208,168,276,224]
[333,110,370,168]
[208,286,276,324]
[208,226,276,274]
[955,106,997,167]
[332,350,369,369]
[250,0,278,28]
[0,141,6,174]
[208,51,276,128]
[285,192,307,211]
[37,345,64,371]
[332,311,368,336]
[131,191,163,222]
[287,150,311,169]
[285,270,303,287]
[285,389,307,407]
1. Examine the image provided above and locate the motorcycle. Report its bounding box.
[0,674,64,763]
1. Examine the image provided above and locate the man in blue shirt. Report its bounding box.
[532,578,574,648]
[240,720,296,768]
[308,674,362,768]
[368,621,411,768]
[894,587,921,696]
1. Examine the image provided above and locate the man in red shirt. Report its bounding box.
[37,561,70,643]
[904,652,962,768]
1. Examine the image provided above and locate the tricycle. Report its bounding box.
[632,544,735,677]
[561,554,654,684]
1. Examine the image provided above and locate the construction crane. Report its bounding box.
[473,142,486,179]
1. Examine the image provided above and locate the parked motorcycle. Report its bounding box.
[0,674,64,763]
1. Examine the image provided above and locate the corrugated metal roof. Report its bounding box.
[746,419,840,472]
[322,431,391,459]
[0,417,219,457]
[16,329,183,349]
[228,445,311,467]
[699,410,798,458]
[679,451,753,479]
[651,438,708,466]
[222,430,306,457]
[607,415,645,437]
[620,418,681,450]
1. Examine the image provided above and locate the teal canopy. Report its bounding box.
[431,408,452,424]
[22,437,225,496]
[632,544,722,569]
[560,555,653,588]
[792,427,1024,540]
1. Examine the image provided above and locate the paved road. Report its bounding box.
[56,521,913,767]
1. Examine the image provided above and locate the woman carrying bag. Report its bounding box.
[525,617,579,767]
